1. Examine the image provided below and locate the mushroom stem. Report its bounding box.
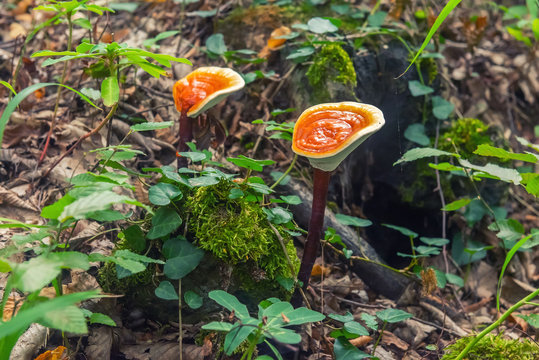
[177,110,193,168]
[297,168,331,292]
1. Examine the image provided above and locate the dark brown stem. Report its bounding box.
[292,167,331,306]
[177,110,193,168]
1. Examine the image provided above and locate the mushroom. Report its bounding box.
[291,102,385,301]
[173,66,244,167]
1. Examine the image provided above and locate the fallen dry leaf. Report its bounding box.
[34,346,67,360]
[348,335,372,347]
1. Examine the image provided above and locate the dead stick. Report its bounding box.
[42,103,118,179]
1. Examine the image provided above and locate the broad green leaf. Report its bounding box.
[177,151,207,163]
[40,305,87,334]
[0,291,100,340]
[394,147,457,165]
[227,155,275,172]
[361,313,378,330]
[208,290,249,320]
[201,321,235,331]
[163,240,203,279]
[147,207,182,239]
[263,301,294,318]
[419,237,449,247]
[184,291,203,309]
[506,27,532,47]
[404,123,430,146]
[432,96,454,120]
[41,194,75,220]
[344,321,369,336]
[474,144,537,163]
[101,76,119,107]
[376,308,413,323]
[335,214,372,227]
[367,11,387,27]
[458,159,522,184]
[130,121,174,132]
[307,17,338,33]
[224,318,259,354]
[87,312,116,326]
[401,0,463,76]
[408,81,434,96]
[488,219,524,242]
[442,198,472,211]
[283,307,325,326]
[445,273,464,287]
[286,46,315,61]
[189,175,220,187]
[59,191,130,222]
[155,280,178,300]
[278,195,302,205]
[517,314,539,328]
[122,225,146,253]
[382,224,418,238]
[148,183,182,206]
[264,207,293,225]
[0,83,99,145]
[525,174,539,196]
[329,312,354,323]
[206,33,227,55]
[266,327,301,344]
[333,338,373,359]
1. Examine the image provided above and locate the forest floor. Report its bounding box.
[0,0,538,359]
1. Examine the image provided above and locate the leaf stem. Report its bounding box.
[269,154,297,190]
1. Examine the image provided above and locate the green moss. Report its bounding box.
[439,118,491,158]
[306,43,357,101]
[186,180,300,284]
[441,334,539,360]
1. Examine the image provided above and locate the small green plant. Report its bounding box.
[442,333,539,360]
[202,290,325,359]
[330,308,412,359]
[493,0,539,48]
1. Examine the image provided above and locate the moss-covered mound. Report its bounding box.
[186,180,300,283]
[441,334,539,360]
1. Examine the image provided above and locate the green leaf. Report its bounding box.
[224,321,258,355]
[335,214,372,227]
[333,338,373,359]
[155,280,178,300]
[101,76,119,107]
[419,237,449,247]
[227,155,275,172]
[307,17,338,33]
[382,224,418,238]
[442,198,472,211]
[0,83,100,145]
[286,46,315,61]
[445,273,464,287]
[344,321,369,336]
[148,183,182,206]
[394,147,456,165]
[184,291,203,309]
[59,191,130,222]
[458,159,522,184]
[473,144,537,163]
[108,2,139,12]
[206,33,227,55]
[163,240,204,279]
[122,225,146,253]
[88,312,116,326]
[404,123,430,146]
[208,290,250,320]
[147,207,182,239]
[177,151,207,162]
[39,305,88,334]
[368,11,388,27]
[73,17,92,30]
[201,321,235,332]
[506,27,532,47]
[329,312,354,323]
[264,207,293,225]
[400,0,463,76]
[408,80,434,96]
[361,313,378,330]
[431,96,454,120]
[189,175,220,187]
[376,308,413,323]
[278,195,302,205]
[266,327,301,344]
[525,174,539,196]
[130,121,174,132]
[0,291,101,340]
[517,314,539,328]
[489,219,524,242]
[532,18,539,41]
[0,81,16,95]
[41,194,76,220]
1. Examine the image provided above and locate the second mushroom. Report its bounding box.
[291,102,385,303]
[173,66,245,168]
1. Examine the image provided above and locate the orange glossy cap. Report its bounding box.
[173,67,245,118]
[292,102,385,171]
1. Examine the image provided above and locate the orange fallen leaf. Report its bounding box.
[34,346,67,360]
[311,263,331,277]
[348,335,372,347]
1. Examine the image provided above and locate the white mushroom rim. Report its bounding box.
[173,67,245,118]
[292,102,385,172]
